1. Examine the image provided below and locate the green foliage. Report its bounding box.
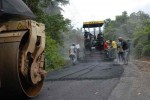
[43,14,70,45]
[42,14,70,71]
[42,15,70,71]
[45,35,65,71]
[104,10,150,59]
[23,0,40,10]
[132,17,150,58]
[133,34,148,47]
[133,43,144,59]
[103,11,129,41]
[115,11,128,27]
[23,0,69,16]
[35,12,71,45]
[41,0,69,7]
[104,32,117,41]
[142,45,150,57]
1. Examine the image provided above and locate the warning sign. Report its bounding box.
[17,22,24,29]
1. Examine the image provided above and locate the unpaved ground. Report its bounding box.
[134,60,150,72]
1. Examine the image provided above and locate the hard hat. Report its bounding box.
[118,37,123,40]
[106,40,110,43]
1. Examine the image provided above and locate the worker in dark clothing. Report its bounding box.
[84,30,93,51]
[118,37,129,64]
[96,32,104,50]
[84,30,93,40]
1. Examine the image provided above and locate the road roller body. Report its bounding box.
[0,20,46,98]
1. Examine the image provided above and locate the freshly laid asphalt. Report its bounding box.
[31,51,125,100]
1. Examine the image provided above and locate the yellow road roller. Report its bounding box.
[0,0,46,98]
[0,20,46,98]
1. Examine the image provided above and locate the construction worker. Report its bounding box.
[76,44,80,61]
[109,40,117,59]
[69,43,78,65]
[117,37,129,64]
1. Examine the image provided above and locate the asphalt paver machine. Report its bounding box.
[83,21,104,51]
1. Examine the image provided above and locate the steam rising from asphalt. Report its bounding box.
[60,28,85,61]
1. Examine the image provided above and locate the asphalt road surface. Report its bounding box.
[2,50,150,100]
[31,51,124,100]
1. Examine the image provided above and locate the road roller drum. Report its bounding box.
[0,20,46,98]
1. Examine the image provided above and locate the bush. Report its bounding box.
[142,45,150,57]
[133,43,144,59]
[45,35,65,71]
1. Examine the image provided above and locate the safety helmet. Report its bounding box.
[118,37,123,41]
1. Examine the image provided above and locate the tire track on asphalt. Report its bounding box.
[46,62,124,81]
[45,63,99,81]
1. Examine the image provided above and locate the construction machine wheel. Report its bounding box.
[0,30,46,98]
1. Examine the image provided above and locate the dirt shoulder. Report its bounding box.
[134,58,150,72]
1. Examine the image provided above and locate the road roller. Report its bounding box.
[0,20,46,98]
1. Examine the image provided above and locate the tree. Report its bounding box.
[104,10,150,59]
[23,0,69,15]
[115,11,128,27]
[43,14,70,45]
[42,0,69,14]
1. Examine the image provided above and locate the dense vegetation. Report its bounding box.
[23,0,82,71]
[104,11,150,59]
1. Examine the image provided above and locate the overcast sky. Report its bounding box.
[61,0,150,28]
